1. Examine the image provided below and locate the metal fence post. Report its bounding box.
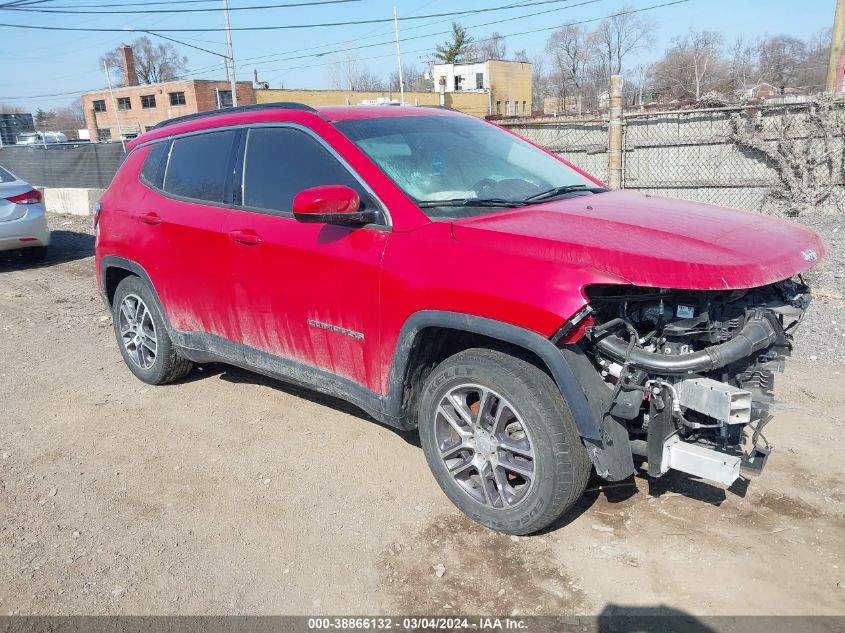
[608,75,624,190]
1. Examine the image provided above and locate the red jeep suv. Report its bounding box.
[95,103,825,534]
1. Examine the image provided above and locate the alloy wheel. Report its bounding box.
[434,383,536,509]
[118,293,157,370]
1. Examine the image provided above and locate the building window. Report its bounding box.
[93,100,106,113]
[117,97,131,111]
[454,75,463,91]
[141,94,156,109]
[496,101,501,115]
[169,91,186,106]
[216,90,233,108]
[97,128,111,142]
[476,73,484,89]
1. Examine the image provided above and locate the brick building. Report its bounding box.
[82,45,254,142]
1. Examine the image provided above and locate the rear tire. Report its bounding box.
[20,246,47,263]
[112,276,193,385]
[418,348,591,535]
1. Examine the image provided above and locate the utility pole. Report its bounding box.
[222,0,238,106]
[607,75,623,190]
[393,6,405,105]
[103,60,126,153]
[827,0,845,93]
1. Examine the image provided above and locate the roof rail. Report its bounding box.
[150,102,320,131]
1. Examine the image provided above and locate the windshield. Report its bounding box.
[334,115,598,219]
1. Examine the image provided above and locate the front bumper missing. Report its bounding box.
[632,381,771,486]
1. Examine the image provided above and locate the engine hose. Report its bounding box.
[592,313,778,375]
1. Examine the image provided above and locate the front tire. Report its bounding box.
[112,276,193,385]
[418,348,590,535]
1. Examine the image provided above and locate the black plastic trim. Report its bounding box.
[150,102,321,131]
[384,311,603,440]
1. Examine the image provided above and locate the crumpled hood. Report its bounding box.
[451,190,826,290]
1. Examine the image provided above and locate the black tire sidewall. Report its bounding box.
[419,350,582,534]
[112,276,175,385]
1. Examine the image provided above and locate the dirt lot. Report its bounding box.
[1,213,844,617]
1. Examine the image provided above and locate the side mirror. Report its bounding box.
[292,185,376,226]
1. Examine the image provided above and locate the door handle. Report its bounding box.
[229,229,264,246]
[138,212,161,226]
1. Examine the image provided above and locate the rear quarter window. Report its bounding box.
[139,141,171,190]
[162,130,238,204]
[0,166,16,183]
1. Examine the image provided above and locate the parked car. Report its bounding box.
[0,166,50,262]
[16,131,67,145]
[94,103,825,534]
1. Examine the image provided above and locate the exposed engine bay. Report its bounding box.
[581,277,811,485]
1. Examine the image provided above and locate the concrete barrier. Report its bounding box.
[37,187,104,216]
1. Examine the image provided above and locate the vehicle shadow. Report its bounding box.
[0,229,94,270]
[183,362,422,447]
[597,604,721,633]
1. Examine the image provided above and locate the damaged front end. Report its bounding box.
[579,278,811,486]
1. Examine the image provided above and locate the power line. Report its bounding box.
[258,0,692,79]
[2,0,364,14]
[181,0,606,78]
[0,0,615,31]
[0,0,691,100]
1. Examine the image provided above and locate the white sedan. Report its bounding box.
[0,166,50,262]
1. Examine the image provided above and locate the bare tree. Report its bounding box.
[757,35,807,92]
[474,32,507,61]
[0,103,27,114]
[329,52,386,91]
[546,24,593,113]
[654,29,724,101]
[797,28,832,92]
[727,36,762,93]
[592,5,656,79]
[512,48,529,63]
[388,64,430,92]
[530,53,552,113]
[625,63,655,107]
[48,103,86,138]
[101,36,187,85]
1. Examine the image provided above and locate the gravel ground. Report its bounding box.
[0,213,843,618]
[792,214,845,364]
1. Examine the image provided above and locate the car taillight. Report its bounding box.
[5,189,42,204]
[93,200,103,229]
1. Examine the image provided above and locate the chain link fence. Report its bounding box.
[503,101,845,215]
[0,142,125,189]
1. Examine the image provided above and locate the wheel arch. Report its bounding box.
[100,256,170,327]
[386,310,634,481]
[386,311,601,440]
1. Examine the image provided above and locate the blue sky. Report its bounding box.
[0,0,836,112]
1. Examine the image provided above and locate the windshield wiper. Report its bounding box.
[522,184,609,203]
[417,197,527,209]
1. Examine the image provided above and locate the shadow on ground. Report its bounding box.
[0,229,93,270]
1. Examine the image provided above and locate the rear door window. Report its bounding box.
[163,130,237,204]
[241,127,372,216]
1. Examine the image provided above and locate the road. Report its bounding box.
[1,213,843,616]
